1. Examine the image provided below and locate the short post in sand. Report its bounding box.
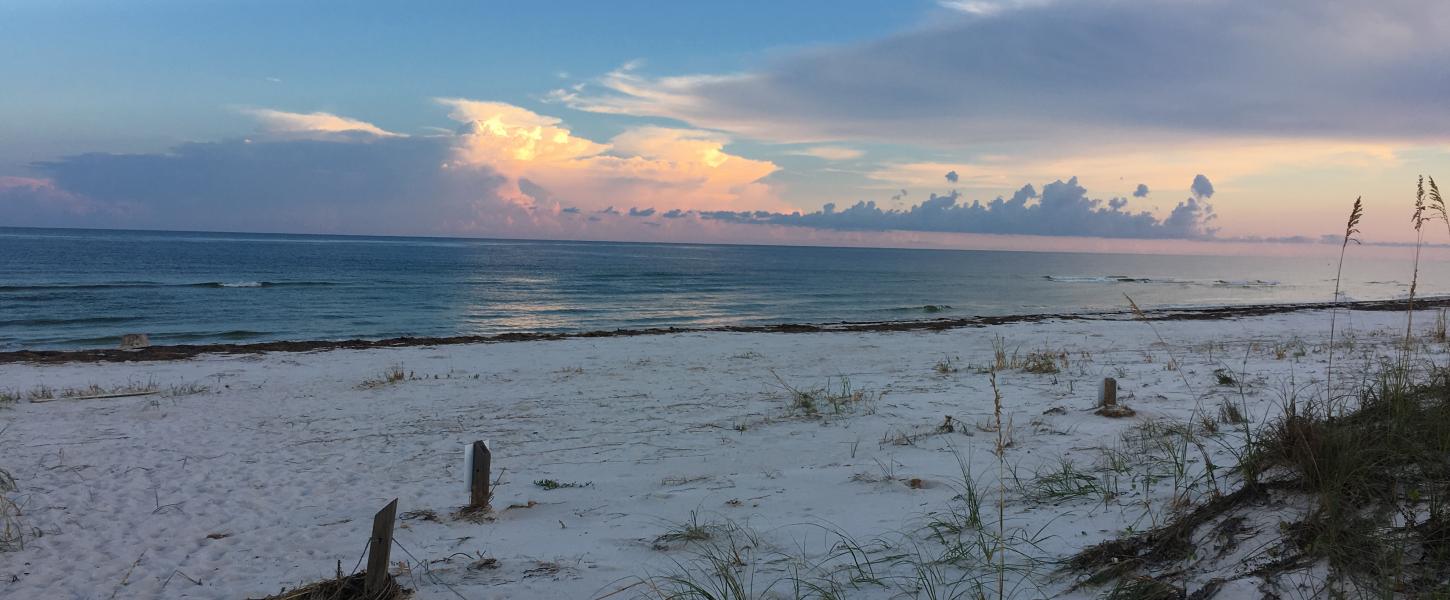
[365,498,398,594]
[1095,377,1134,417]
[468,440,491,510]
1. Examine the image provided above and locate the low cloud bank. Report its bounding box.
[689,176,1218,240]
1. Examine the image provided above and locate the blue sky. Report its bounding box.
[3,0,1448,252]
[0,0,925,163]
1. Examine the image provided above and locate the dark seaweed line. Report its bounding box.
[4,296,1448,365]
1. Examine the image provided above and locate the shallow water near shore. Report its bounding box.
[2,226,1445,350]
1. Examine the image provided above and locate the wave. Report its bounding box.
[191,281,335,288]
[160,330,270,341]
[0,281,335,292]
[1043,275,1279,287]
[0,316,141,327]
[1043,275,1170,284]
[1213,279,1280,287]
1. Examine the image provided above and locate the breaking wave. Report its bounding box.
[0,281,335,292]
[1043,275,1278,287]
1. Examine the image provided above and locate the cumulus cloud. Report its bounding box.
[556,1,1450,146]
[698,176,1217,239]
[435,101,780,212]
[1191,174,1214,199]
[1133,183,1150,198]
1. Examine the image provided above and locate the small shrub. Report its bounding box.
[1020,351,1061,374]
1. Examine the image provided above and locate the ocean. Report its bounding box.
[1,227,1442,350]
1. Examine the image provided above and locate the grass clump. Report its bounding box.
[60,381,158,398]
[773,372,880,417]
[0,474,20,552]
[1019,352,1060,374]
[652,511,739,551]
[989,335,1065,374]
[166,382,210,397]
[1072,362,1450,596]
[534,479,591,490]
[1025,458,1104,503]
[252,569,407,600]
[1245,365,1450,590]
[358,365,414,389]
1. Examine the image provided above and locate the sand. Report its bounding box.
[0,307,1434,598]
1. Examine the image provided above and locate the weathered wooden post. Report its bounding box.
[1101,377,1118,407]
[365,499,398,594]
[469,440,491,510]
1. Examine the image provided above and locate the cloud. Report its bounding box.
[20,136,524,234]
[945,170,959,184]
[5,100,785,235]
[557,1,1450,147]
[1191,174,1215,199]
[864,141,1400,205]
[699,175,1217,240]
[789,146,864,161]
[940,0,1056,17]
[242,109,402,138]
[0,176,133,225]
[436,101,781,212]
[1133,183,1149,198]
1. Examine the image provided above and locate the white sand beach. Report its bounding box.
[0,307,1437,599]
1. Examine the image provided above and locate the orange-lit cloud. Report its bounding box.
[435,100,782,213]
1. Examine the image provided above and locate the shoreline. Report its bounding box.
[4,295,1447,364]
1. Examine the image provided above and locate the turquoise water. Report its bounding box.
[0,227,1441,350]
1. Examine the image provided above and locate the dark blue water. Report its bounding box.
[1,227,1442,350]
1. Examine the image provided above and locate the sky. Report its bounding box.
[2,0,1449,254]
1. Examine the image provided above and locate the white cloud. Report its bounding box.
[789,146,865,161]
[939,0,1056,16]
[242,109,401,138]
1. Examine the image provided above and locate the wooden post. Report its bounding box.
[469,440,491,509]
[1101,377,1118,407]
[365,499,398,594]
